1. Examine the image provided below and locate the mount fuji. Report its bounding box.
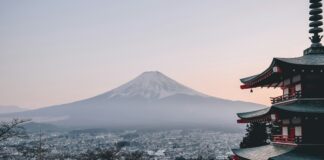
[107,71,207,99]
[2,71,266,130]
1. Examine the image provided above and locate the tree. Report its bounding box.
[0,119,30,159]
[124,150,145,160]
[175,156,186,160]
[0,119,30,142]
[240,122,269,148]
[115,140,130,150]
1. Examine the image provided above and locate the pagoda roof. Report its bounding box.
[270,146,324,160]
[232,144,324,160]
[237,107,270,119]
[275,54,324,66]
[232,144,295,160]
[274,100,324,114]
[237,100,324,120]
[240,75,259,84]
[240,54,324,89]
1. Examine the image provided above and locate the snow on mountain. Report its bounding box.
[106,71,207,99]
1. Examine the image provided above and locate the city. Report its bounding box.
[1,129,242,160]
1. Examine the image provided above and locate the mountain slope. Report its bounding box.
[1,71,266,129]
[0,105,28,114]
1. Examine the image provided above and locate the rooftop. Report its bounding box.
[237,100,324,120]
[240,54,324,89]
[232,144,294,160]
[232,144,324,160]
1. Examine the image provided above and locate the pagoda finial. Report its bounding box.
[309,0,324,45]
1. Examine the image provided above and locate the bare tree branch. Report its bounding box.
[0,118,31,142]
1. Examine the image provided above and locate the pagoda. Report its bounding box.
[231,0,324,159]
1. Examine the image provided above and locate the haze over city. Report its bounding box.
[1,0,308,109]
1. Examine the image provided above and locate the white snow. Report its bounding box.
[106,71,207,99]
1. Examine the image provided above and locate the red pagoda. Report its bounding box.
[231,0,324,159]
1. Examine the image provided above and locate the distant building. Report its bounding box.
[231,0,324,159]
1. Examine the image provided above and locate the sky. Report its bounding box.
[0,0,311,109]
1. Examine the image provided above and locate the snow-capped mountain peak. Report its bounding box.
[106,71,207,99]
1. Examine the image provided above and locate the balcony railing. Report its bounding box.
[270,91,302,104]
[272,135,302,144]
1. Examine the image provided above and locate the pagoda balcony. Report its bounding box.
[270,91,302,104]
[272,135,302,144]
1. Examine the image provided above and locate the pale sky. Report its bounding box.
[0,0,311,109]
